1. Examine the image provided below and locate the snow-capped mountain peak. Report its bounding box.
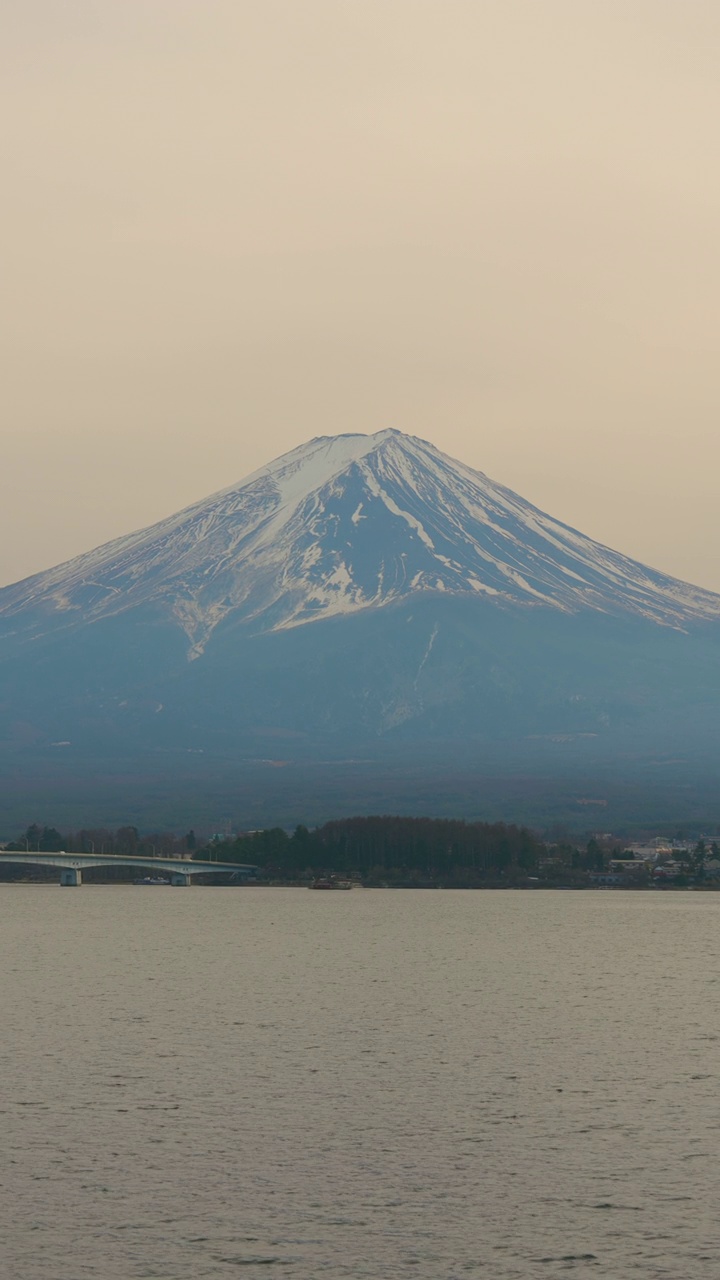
[2,428,719,658]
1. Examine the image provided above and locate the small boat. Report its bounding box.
[133,876,170,885]
[309,876,353,890]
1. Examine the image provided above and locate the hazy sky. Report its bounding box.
[3,1,720,589]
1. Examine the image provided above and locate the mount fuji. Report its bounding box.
[1,429,720,828]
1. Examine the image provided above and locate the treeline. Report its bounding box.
[4,824,197,857]
[210,817,546,885]
[3,817,646,887]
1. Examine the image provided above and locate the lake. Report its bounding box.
[2,886,718,1279]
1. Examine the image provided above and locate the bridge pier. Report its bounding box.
[60,868,83,886]
[170,872,190,886]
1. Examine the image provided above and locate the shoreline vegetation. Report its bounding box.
[2,817,719,890]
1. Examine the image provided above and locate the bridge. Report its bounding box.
[0,851,258,886]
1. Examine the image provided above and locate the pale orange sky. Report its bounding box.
[2,0,719,589]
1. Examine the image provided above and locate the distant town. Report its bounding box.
[1,818,719,889]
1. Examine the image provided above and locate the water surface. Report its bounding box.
[2,887,719,1278]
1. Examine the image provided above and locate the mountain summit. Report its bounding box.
[2,429,719,660]
[1,429,720,829]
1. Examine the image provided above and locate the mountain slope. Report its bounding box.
[1,428,720,830]
[1,430,718,662]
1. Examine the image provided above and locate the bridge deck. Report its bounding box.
[0,851,257,877]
